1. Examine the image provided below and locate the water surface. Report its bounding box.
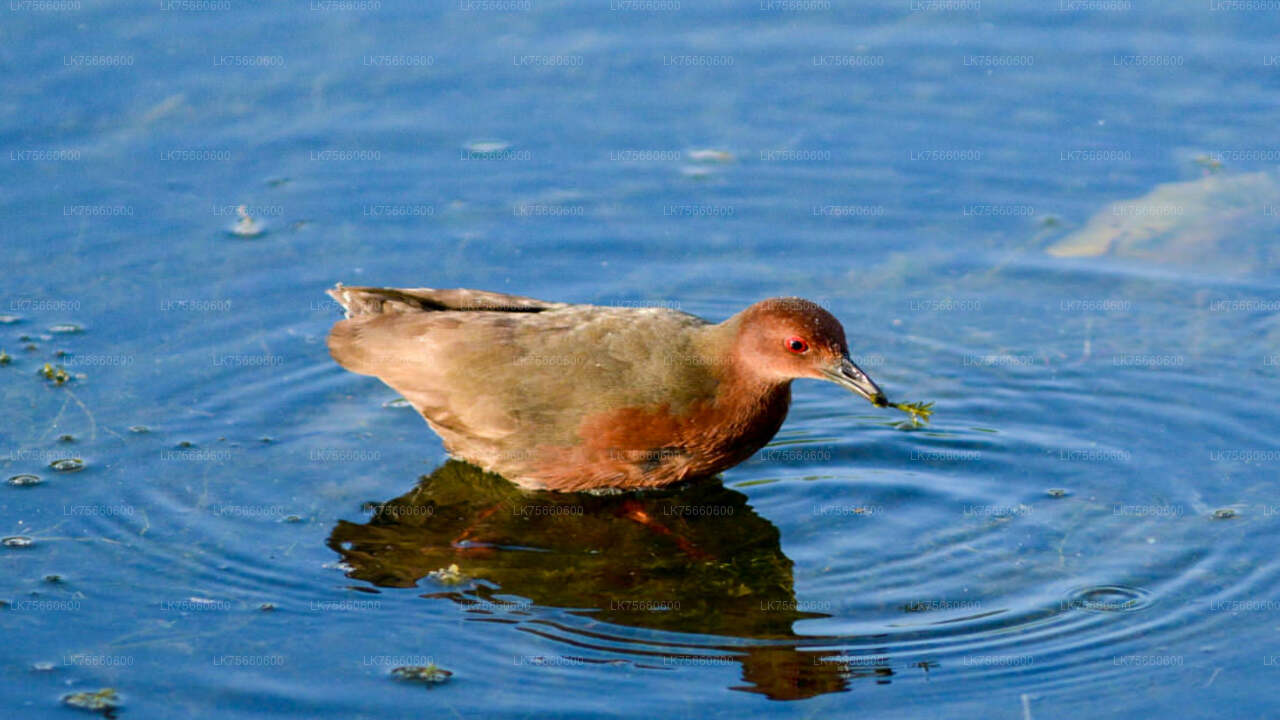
[3,2,1279,718]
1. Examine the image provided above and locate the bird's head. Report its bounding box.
[732,297,886,406]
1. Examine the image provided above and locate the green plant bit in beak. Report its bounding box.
[875,397,934,426]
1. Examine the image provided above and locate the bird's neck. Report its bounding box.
[690,319,793,454]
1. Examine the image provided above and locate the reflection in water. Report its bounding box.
[327,461,888,699]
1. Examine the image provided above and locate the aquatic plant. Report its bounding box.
[877,399,934,426]
[391,664,453,685]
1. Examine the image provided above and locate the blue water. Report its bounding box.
[4,1,1280,717]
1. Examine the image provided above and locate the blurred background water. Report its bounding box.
[3,1,1280,717]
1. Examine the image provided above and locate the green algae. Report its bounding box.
[876,399,934,426]
[391,664,453,685]
[39,363,71,384]
[62,687,120,715]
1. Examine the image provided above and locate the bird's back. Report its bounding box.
[327,286,726,486]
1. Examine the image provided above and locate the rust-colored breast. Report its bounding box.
[529,383,791,491]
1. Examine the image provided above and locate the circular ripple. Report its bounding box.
[1064,585,1154,613]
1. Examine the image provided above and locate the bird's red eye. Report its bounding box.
[786,336,809,354]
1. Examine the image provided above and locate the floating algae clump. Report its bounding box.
[391,664,453,685]
[231,205,264,237]
[62,687,120,715]
[39,363,71,384]
[428,563,467,585]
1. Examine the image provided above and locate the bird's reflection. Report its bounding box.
[327,460,891,699]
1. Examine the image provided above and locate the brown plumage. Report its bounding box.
[326,284,887,491]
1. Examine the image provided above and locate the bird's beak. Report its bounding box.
[822,355,887,407]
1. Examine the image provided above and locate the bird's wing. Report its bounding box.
[326,296,717,467]
[327,283,568,318]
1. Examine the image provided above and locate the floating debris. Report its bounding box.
[43,574,64,583]
[3,536,34,548]
[1212,508,1237,520]
[62,687,120,715]
[687,148,734,163]
[259,602,276,611]
[39,363,71,384]
[427,563,466,585]
[49,323,83,334]
[383,397,412,409]
[128,426,149,433]
[1047,488,1069,498]
[0,349,10,365]
[391,664,453,685]
[463,140,510,155]
[59,434,76,443]
[31,660,56,672]
[177,441,196,448]
[50,458,85,472]
[0,315,20,324]
[231,205,264,238]
[1193,154,1224,173]
[8,474,43,487]
[678,165,716,179]
[281,515,304,524]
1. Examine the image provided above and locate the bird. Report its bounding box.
[326,284,889,492]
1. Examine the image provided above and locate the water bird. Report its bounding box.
[326,285,891,491]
